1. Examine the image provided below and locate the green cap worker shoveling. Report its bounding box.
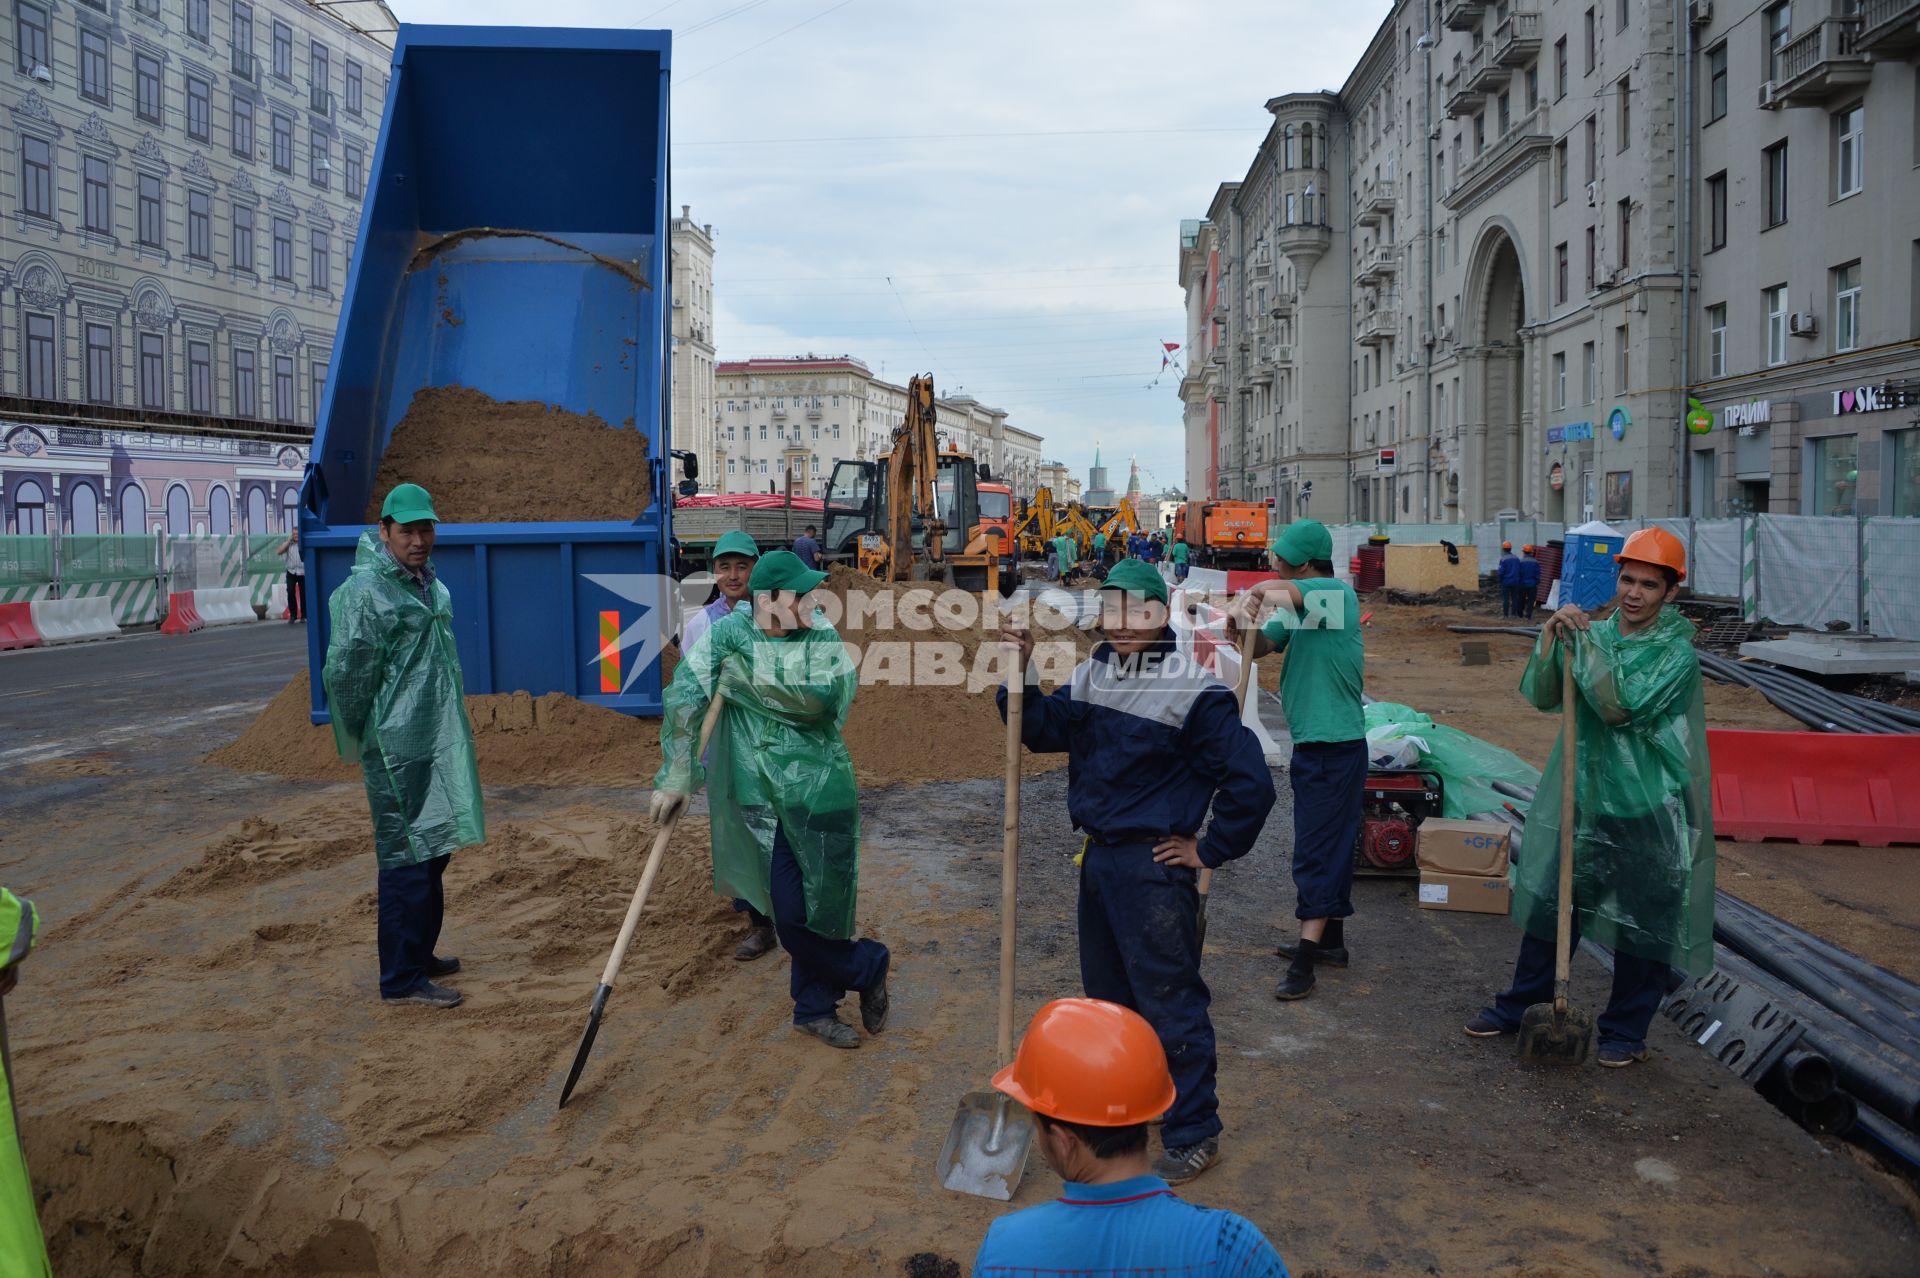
[325,483,484,1010]
[1464,527,1716,1067]
[651,550,892,1050]
[0,887,51,1276]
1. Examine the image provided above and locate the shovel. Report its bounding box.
[937,643,1035,1199]
[559,685,729,1109]
[1517,644,1594,1065]
[1196,617,1259,948]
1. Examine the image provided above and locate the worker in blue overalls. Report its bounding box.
[1516,545,1542,619]
[1497,541,1521,616]
[998,560,1275,1184]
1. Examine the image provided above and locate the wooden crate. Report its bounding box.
[1383,543,1481,593]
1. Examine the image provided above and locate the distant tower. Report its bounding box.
[1125,456,1144,520]
[1084,444,1117,506]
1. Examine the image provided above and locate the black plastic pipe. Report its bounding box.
[1856,1105,1920,1171]
[1717,894,1920,1011]
[1714,910,1920,1060]
[1771,1047,1837,1104]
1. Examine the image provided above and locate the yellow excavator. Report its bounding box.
[1092,503,1140,554]
[1010,486,1057,559]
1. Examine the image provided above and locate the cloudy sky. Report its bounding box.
[389,1,1385,495]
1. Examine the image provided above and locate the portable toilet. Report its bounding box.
[1560,521,1626,610]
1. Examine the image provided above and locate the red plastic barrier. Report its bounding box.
[0,602,42,651]
[1226,570,1279,595]
[1709,728,1920,848]
[159,592,205,635]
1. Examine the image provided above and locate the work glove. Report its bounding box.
[648,789,689,827]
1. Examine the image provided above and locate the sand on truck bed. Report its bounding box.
[363,384,652,524]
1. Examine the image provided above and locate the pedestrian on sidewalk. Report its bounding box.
[1229,518,1366,1002]
[1465,528,1715,1066]
[999,559,1275,1184]
[275,527,306,623]
[324,483,483,1009]
[0,887,50,1277]
[971,999,1290,1278]
[1517,545,1542,620]
[1498,541,1520,616]
[677,531,777,962]
[652,550,889,1049]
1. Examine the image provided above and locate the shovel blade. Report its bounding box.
[557,984,612,1110]
[1517,1000,1594,1066]
[936,1091,1035,1201]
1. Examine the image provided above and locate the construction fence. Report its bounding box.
[0,532,290,626]
[1324,515,1920,642]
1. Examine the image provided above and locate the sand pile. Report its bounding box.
[364,384,651,523]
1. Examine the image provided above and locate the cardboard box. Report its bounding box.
[1416,818,1512,877]
[1418,871,1512,915]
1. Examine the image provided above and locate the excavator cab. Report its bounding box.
[822,453,991,589]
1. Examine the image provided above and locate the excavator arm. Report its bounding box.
[879,374,947,582]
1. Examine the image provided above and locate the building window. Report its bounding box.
[1766,3,1792,83]
[186,75,213,143]
[1706,171,1727,249]
[1582,341,1597,403]
[188,189,212,260]
[1584,225,1597,291]
[85,324,114,404]
[164,484,190,535]
[1553,351,1568,408]
[1764,284,1789,366]
[1616,0,1630,31]
[83,155,113,234]
[310,42,328,99]
[344,145,364,199]
[20,136,53,220]
[1474,114,1486,155]
[1706,43,1727,122]
[15,5,50,74]
[1554,36,1568,98]
[186,0,209,41]
[1583,116,1597,183]
[1890,430,1920,517]
[1707,303,1727,376]
[310,228,329,290]
[1554,139,1569,203]
[1764,141,1788,227]
[271,111,293,172]
[233,346,257,416]
[1833,262,1861,353]
[1555,241,1569,303]
[140,332,167,409]
[312,360,327,419]
[232,2,254,56]
[1583,7,1596,74]
[135,54,164,123]
[309,127,328,188]
[1498,92,1511,136]
[274,356,294,422]
[23,314,56,399]
[233,202,255,270]
[1617,197,1632,269]
[70,481,100,535]
[345,59,363,114]
[272,216,293,281]
[1524,67,1539,112]
[1833,104,1863,199]
[119,483,146,533]
[188,340,212,413]
[1615,324,1629,391]
[272,20,293,79]
[1616,76,1630,151]
[233,95,255,158]
[13,480,46,535]
[138,174,165,248]
[209,485,231,535]
[80,28,111,104]
[1812,434,1857,515]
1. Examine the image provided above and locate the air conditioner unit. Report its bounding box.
[1594,270,1616,289]
[1585,181,1598,207]
[29,63,53,85]
[1421,328,1436,346]
[1394,360,1406,374]
[1437,325,1456,343]
[1758,80,1779,109]
[1789,311,1819,337]
[1688,0,1712,26]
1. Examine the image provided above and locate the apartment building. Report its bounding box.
[668,204,717,493]
[1183,0,1920,522]
[712,355,1040,501]
[2,0,394,535]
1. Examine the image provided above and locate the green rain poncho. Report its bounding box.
[1513,608,1716,975]
[655,608,863,939]
[324,530,485,870]
[0,887,48,1278]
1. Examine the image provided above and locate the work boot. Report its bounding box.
[733,924,777,962]
[1153,1138,1220,1185]
[383,981,461,1008]
[1274,944,1318,1000]
[860,970,890,1035]
[793,1016,860,1049]
[1598,1042,1652,1068]
[1463,1012,1513,1038]
[1276,919,1347,966]
[426,954,461,977]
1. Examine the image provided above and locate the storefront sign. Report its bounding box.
[1547,421,1594,444]
[1607,407,1630,440]
[1548,462,1565,491]
[1722,399,1770,429]
[1832,384,1895,416]
[1376,448,1396,474]
[1686,406,1714,435]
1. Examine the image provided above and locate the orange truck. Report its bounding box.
[972,481,1017,586]
[1176,500,1270,570]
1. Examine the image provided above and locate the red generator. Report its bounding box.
[1354,770,1444,876]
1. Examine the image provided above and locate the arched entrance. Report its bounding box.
[1465,227,1530,518]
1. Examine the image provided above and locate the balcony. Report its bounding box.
[1357,180,1397,227]
[1466,44,1511,94]
[1856,0,1920,53]
[1443,0,1487,31]
[309,85,334,117]
[1268,290,1297,319]
[1357,304,1399,348]
[1774,18,1870,104]
[771,406,788,419]
[1445,62,1485,118]
[1275,221,1331,262]
[1442,108,1551,211]
[1492,10,1543,65]
[230,47,259,82]
[1357,243,1400,286]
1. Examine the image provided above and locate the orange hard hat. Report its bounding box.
[992,998,1176,1126]
[1502,540,1512,550]
[1615,526,1687,581]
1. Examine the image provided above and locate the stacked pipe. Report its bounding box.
[1445,625,1920,736]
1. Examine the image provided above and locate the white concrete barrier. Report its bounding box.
[269,582,288,619]
[193,587,257,626]
[30,596,121,645]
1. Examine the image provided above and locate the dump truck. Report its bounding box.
[1176,499,1270,570]
[672,493,821,573]
[299,25,675,717]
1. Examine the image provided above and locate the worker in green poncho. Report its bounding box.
[1465,527,1714,1067]
[1053,534,1079,580]
[651,550,890,1049]
[325,483,484,1010]
[0,887,49,1277]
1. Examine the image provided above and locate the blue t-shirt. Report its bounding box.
[792,535,822,569]
[972,1175,1289,1278]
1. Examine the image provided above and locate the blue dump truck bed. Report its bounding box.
[301,25,674,720]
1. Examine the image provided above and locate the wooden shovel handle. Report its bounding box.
[1554,643,1578,1010]
[998,647,1024,1064]
[597,685,729,991]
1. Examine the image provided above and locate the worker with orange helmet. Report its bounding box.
[1516,545,1541,619]
[1465,526,1716,1067]
[972,999,1289,1277]
[1497,540,1521,616]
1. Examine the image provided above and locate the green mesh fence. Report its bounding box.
[0,537,54,590]
[59,535,159,584]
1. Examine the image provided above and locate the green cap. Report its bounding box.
[712,531,761,562]
[1101,558,1169,604]
[749,549,827,597]
[380,483,439,524]
[1270,518,1332,567]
